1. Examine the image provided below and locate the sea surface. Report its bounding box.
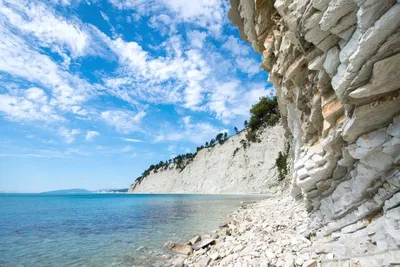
[0,193,268,267]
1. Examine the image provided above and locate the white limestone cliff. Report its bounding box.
[228,0,400,262]
[129,125,285,194]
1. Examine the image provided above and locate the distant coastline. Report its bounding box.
[39,188,129,194]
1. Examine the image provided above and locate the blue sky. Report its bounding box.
[0,0,272,192]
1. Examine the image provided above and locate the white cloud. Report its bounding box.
[0,88,63,122]
[101,110,146,134]
[102,34,210,109]
[207,81,272,123]
[100,11,110,22]
[0,0,90,58]
[0,26,98,115]
[235,57,261,76]
[222,36,250,56]
[187,30,207,49]
[155,116,225,144]
[109,0,228,34]
[58,127,81,143]
[85,130,100,141]
[148,14,177,36]
[121,138,142,143]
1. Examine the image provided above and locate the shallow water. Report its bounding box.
[0,193,268,266]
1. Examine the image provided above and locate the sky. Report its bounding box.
[0,0,273,193]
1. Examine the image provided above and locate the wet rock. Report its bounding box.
[192,239,215,251]
[163,241,175,250]
[186,235,201,246]
[172,244,192,255]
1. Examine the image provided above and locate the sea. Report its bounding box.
[0,193,268,266]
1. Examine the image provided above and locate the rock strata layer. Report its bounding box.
[229,0,400,263]
[129,125,285,194]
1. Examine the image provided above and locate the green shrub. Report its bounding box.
[276,143,290,181]
[246,96,280,142]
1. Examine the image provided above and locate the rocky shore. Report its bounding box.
[166,192,400,267]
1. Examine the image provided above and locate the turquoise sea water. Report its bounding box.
[0,193,267,266]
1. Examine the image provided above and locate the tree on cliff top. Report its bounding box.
[246,96,280,142]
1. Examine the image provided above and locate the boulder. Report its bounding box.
[192,238,215,251]
[163,241,175,249]
[186,235,201,246]
[172,244,193,255]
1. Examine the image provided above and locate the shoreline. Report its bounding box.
[166,192,316,267]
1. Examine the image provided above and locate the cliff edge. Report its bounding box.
[129,124,285,194]
[229,0,400,263]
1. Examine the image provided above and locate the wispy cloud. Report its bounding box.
[121,138,142,143]
[58,127,81,143]
[0,87,64,122]
[101,110,146,134]
[0,148,86,158]
[155,116,227,144]
[85,130,100,141]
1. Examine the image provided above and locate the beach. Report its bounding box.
[167,192,315,266]
[166,192,400,267]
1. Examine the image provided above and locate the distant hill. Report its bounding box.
[41,188,93,194]
[95,188,129,193]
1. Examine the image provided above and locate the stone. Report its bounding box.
[338,148,355,166]
[312,0,331,11]
[210,252,220,261]
[347,144,370,159]
[304,12,323,31]
[171,256,186,267]
[319,0,357,31]
[323,46,340,77]
[360,151,393,172]
[265,248,275,259]
[349,4,400,73]
[172,244,193,255]
[330,11,357,34]
[388,115,400,137]
[302,259,317,267]
[357,0,396,31]
[295,257,305,266]
[342,96,400,143]
[308,54,326,71]
[305,27,330,45]
[349,53,400,98]
[192,239,215,251]
[163,241,175,250]
[234,244,245,253]
[338,25,356,40]
[322,97,344,124]
[186,235,202,246]
[356,128,388,149]
[196,256,211,267]
[316,34,340,52]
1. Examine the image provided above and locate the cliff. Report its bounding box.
[129,125,285,194]
[229,0,400,262]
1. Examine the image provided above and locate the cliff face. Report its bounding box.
[229,0,400,259]
[129,125,285,194]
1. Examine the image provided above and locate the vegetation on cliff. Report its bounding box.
[246,96,280,142]
[133,95,280,186]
